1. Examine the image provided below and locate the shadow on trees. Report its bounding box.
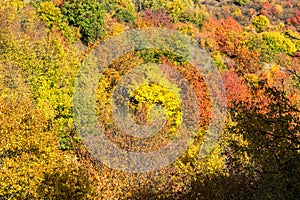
[188,86,300,200]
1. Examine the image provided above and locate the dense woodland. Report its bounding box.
[0,0,300,199]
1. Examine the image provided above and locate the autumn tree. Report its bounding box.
[226,84,300,199]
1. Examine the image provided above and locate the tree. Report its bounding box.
[247,31,297,63]
[136,9,172,28]
[36,1,78,43]
[62,0,105,44]
[102,0,136,23]
[200,17,261,73]
[234,0,250,6]
[0,62,91,199]
[251,15,270,32]
[227,84,300,199]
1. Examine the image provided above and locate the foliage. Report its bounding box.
[103,15,126,39]
[136,9,172,28]
[227,85,300,199]
[165,0,209,27]
[0,63,91,199]
[247,31,297,63]
[234,0,250,6]
[0,0,82,149]
[260,32,297,55]
[136,0,166,11]
[175,22,198,38]
[62,0,105,44]
[165,0,185,23]
[129,83,182,136]
[252,15,270,32]
[36,1,78,42]
[180,4,209,28]
[200,17,261,73]
[261,1,278,17]
[1,0,300,199]
[102,0,136,23]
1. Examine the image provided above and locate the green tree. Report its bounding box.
[62,0,105,44]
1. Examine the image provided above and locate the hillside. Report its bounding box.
[0,0,299,199]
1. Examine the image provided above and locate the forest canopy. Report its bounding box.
[0,0,299,199]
